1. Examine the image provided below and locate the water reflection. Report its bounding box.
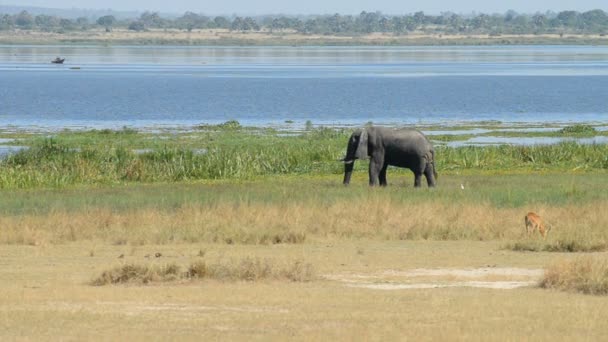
[3,45,608,65]
[0,145,28,158]
[443,136,608,147]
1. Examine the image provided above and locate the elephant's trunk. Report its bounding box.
[343,161,354,185]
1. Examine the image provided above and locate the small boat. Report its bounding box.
[51,57,65,64]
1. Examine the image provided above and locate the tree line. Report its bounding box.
[1,9,607,35]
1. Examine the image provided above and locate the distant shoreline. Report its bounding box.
[1,29,608,46]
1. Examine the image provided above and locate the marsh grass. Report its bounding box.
[91,258,315,285]
[540,257,608,295]
[559,124,598,135]
[1,129,607,189]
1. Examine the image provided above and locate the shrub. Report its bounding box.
[92,258,315,285]
[540,257,608,295]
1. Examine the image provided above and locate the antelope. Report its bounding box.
[525,212,551,238]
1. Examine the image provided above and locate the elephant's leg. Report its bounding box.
[424,162,436,187]
[379,163,388,187]
[343,161,354,185]
[368,156,384,186]
[413,172,423,187]
[412,157,425,188]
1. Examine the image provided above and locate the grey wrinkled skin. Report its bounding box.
[342,126,437,188]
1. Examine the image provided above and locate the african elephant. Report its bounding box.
[342,126,437,187]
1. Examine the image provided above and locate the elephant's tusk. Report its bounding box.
[342,160,354,164]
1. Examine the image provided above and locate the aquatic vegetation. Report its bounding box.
[559,124,597,135]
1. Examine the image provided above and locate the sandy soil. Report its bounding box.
[326,267,544,290]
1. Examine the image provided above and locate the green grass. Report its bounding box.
[1,126,607,189]
[0,173,607,216]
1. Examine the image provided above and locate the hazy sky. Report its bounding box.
[3,0,607,15]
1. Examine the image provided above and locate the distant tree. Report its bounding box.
[447,13,464,32]
[176,12,201,31]
[0,14,14,30]
[243,17,259,31]
[379,16,391,32]
[213,16,230,29]
[97,15,116,32]
[128,21,145,31]
[15,11,34,29]
[581,9,608,32]
[471,14,490,31]
[231,17,259,31]
[505,10,518,22]
[59,19,76,31]
[231,16,244,31]
[35,15,60,31]
[139,11,165,29]
[356,11,378,33]
[76,17,89,29]
[413,11,426,26]
[556,11,579,28]
[532,14,547,29]
[1,8,607,37]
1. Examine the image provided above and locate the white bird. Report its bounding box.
[460,183,465,190]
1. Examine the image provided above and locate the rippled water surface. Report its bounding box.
[1,45,608,129]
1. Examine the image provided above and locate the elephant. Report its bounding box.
[342,126,437,187]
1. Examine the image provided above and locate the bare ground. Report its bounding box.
[326,267,544,290]
[2,241,608,340]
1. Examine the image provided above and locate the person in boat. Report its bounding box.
[51,57,65,64]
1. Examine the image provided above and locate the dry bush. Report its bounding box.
[91,263,181,285]
[93,258,315,285]
[188,257,315,282]
[540,257,608,295]
[505,240,608,253]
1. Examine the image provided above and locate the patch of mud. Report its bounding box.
[326,267,544,290]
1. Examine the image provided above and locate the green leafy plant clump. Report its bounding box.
[559,124,597,135]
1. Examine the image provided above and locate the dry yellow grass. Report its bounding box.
[1,198,606,246]
[541,257,608,295]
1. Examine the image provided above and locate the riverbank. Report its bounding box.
[2,28,608,46]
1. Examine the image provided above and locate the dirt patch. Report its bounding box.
[326,267,544,290]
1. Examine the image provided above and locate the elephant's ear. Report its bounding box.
[355,129,369,159]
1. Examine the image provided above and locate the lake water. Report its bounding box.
[1,45,608,130]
